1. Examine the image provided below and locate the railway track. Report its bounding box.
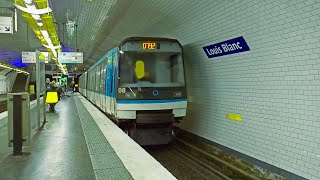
[147,135,262,180]
[146,143,231,180]
[173,137,260,180]
[173,144,231,180]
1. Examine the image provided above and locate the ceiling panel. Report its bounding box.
[0,0,210,70]
[0,1,41,66]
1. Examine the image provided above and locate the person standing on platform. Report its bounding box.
[70,81,75,94]
[46,81,62,112]
[46,78,51,88]
[61,80,66,97]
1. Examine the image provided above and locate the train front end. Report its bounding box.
[116,37,187,145]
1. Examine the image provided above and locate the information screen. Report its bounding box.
[52,73,62,79]
[58,52,83,64]
[68,73,76,78]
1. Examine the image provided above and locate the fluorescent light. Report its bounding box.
[31,14,41,21]
[0,64,13,69]
[24,0,33,5]
[42,44,61,49]
[37,22,43,27]
[23,0,33,5]
[0,64,29,74]
[51,48,57,58]
[12,3,52,15]
[119,50,124,54]
[40,30,59,58]
[41,30,50,39]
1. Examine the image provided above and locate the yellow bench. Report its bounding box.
[46,92,59,104]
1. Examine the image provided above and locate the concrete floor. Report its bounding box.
[0,97,95,180]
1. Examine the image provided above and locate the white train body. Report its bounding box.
[79,37,187,145]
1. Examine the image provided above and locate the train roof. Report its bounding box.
[119,37,181,47]
[86,37,182,72]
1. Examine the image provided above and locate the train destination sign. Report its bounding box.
[142,42,157,50]
[203,36,250,58]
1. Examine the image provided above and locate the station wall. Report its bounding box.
[94,0,320,179]
[162,1,320,179]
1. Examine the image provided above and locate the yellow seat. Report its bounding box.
[46,92,59,104]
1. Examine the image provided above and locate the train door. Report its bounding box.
[99,62,105,110]
[101,60,107,112]
[110,52,116,115]
[106,52,113,114]
[93,67,97,104]
[106,49,118,116]
[96,64,102,108]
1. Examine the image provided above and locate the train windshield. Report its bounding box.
[119,51,185,88]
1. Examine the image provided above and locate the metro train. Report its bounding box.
[79,37,187,145]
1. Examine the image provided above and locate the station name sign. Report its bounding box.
[203,36,250,58]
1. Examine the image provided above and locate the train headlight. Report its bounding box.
[125,92,136,98]
[173,91,182,97]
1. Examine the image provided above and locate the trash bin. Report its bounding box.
[7,92,30,155]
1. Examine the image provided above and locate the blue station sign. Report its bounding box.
[203,36,250,58]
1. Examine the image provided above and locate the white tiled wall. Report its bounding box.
[97,0,320,179]
[168,1,320,179]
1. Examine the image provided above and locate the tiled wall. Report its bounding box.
[167,1,320,179]
[101,0,320,179]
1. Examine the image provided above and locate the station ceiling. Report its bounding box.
[0,0,198,72]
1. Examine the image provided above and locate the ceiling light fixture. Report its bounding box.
[12,2,52,15]
[23,0,33,4]
[31,14,41,21]
[42,44,61,49]
[0,64,13,69]
[12,0,67,74]
[0,64,29,74]
[37,21,43,27]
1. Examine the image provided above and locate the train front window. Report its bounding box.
[120,52,185,88]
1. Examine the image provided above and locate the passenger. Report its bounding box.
[70,81,75,94]
[60,80,66,97]
[46,81,62,112]
[56,83,63,97]
[45,78,51,88]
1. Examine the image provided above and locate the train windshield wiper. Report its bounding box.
[128,87,136,97]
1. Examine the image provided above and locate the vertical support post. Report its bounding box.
[14,8,17,32]
[43,93,46,122]
[12,95,22,155]
[36,51,40,130]
[43,53,50,123]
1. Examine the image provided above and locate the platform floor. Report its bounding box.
[0,94,175,180]
[0,96,96,180]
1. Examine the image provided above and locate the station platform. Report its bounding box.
[0,93,176,180]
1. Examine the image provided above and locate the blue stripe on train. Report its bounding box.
[116,99,187,104]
